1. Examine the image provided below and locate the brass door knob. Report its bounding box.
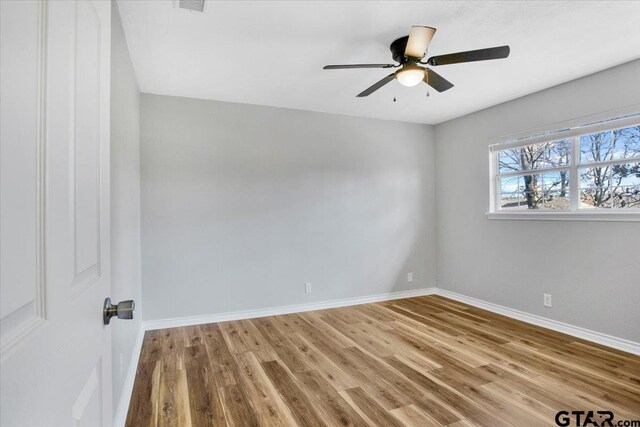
[103,298,135,325]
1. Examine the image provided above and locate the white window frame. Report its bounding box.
[487,106,640,222]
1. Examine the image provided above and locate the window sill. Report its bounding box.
[486,211,640,222]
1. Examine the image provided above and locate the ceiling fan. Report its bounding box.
[323,26,510,97]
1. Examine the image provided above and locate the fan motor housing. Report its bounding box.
[390,36,410,63]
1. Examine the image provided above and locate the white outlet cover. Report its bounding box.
[407,272,413,283]
[305,282,312,293]
[543,294,552,307]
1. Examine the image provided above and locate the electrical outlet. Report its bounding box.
[407,272,413,283]
[544,294,552,307]
[305,282,312,293]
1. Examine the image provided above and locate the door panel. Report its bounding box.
[71,0,102,296]
[1,1,113,425]
[0,0,46,358]
[72,361,104,427]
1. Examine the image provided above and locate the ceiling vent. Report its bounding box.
[178,0,205,12]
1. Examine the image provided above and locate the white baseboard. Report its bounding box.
[113,324,146,427]
[142,286,639,355]
[144,287,436,331]
[435,289,640,356]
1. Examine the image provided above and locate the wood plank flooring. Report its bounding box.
[126,295,640,426]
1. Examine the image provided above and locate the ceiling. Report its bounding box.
[117,1,640,125]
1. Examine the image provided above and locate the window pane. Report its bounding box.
[498,140,570,173]
[580,187,612,209]
[500,176,520,193]
[611,162,640,208]
[580,130,613,164]
[498,149,521,173]
[542,171,569,192]
[612,126,640,161]
[541,172,570,209]
[500,193,523,210]
[611,162,640,187]
[543,191,570,210]
[579,166,613,189]
[539,140,571,169]
[580,163,640,209]
[498,170,569,210]
[611,186,640,208]
[521,175,543,209]
[579,166,612,208]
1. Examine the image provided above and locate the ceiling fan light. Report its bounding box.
[396,66,424,87]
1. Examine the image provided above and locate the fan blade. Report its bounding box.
[426,45,510,66]
[323,64,395,70]
[424,69,454,92]
[356,73,396,97]
[404,26,436,59]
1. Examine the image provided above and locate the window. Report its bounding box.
[489,114,640,219]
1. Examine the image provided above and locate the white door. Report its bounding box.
[1,0,113,426]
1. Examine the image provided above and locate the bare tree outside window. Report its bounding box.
[495,124,640,212]
[579,126,640,208]
[498,140,570,209]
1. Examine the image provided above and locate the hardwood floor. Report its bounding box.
[126,295,640,426]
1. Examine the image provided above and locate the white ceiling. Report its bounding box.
[117,1,640,125]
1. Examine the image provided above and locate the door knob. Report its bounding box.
[103,298,135,325]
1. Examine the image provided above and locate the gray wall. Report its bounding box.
[435,59,640,342]
[140,94,436,321]
[110,2,142,412]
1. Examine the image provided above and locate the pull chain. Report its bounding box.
[425,50,430,99]
[425,71,430,97]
